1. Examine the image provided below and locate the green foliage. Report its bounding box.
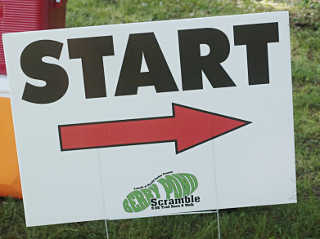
[291,29,320,86]
[291,0,320,29]
[66,0,246,27]
[1,0,320,238]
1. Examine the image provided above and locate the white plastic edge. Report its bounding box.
[0,74,10,98]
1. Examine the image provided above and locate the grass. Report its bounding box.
[1,0,320,238]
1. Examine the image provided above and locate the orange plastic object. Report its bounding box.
[0,97,22,198]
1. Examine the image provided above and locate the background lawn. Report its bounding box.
[1,0,320,238]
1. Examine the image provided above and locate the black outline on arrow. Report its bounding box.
[58,103,252,154]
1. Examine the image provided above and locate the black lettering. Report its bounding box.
[185,196,191,203]
[233,23,279,85]
[150,198,157,207]
[178,28,235,90]
[20,40,68,104]
[68,36,114,98]
[115,33,178,96]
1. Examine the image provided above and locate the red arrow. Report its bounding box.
[59,103,251,154]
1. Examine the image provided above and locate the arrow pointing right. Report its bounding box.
[59,103,251,154]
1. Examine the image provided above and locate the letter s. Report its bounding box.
[150,198,157,207]
[20,40,69,104]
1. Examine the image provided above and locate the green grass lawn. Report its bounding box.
[1,0,320,238]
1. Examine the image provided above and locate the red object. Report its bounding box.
[59,103,251,154]
[0,0,67,74]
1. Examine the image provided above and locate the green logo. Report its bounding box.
[123,172,199,213]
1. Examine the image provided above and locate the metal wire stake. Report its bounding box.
[217,210,221,239]
[104,219,110,239]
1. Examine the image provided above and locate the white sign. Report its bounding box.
[3,11,296,227]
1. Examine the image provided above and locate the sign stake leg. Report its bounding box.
[216,209,221,239]
[104,219,110,239]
